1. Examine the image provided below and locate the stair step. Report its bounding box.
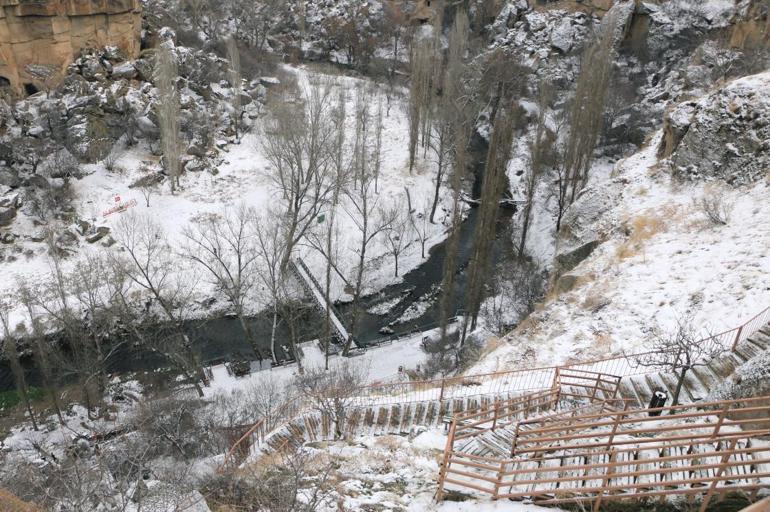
[750,330,770,348]
[618,380,643,407]
[742,338,768,357]
[630,376,653,406]
[691,365,721,391]
[645,373,673,400]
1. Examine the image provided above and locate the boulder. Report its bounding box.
[135,116,160,138]
[259,77,280,87]
[76,219,91,236]
[24,175,51,189]
[112,62,138,80]
[86,226,110,244]
[550,19,574,53]
[57,229,78,246]
[0,205,16,227]
[662,71,770,185]
[658,101,696,159]
[186,143,207,158]
[0,168,20,188]
[555,183,621,275]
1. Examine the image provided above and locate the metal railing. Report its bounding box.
[222,306,770,470]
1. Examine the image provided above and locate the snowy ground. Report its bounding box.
[248,429,565,512]
[0,64,453,331]
[204,325,440,398]
[471,133,770,374]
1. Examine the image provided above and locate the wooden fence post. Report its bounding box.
[699,437,740,512]
[731,325,744,352]
[435,420,457,502]
[493,460,506,500]
[712,403,731,439]
[439,378,446,403]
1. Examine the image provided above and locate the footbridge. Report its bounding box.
[289,257,354,348]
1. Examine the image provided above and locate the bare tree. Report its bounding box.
[381,0,408,98]
[18,284,64,424]
[210,448,336,512]
[437,10,473,347]
[293,362,367,439]
[407,36,438,173]
[112,213,207,396]
[463,106,516,339]
[428,118,452,224]
[343,88,397,353]
[629,314,727,407]
[260,82,336,272]
[226,37,244,141]
[306,87,351,367]
[231,0,285,51]
[155,45,182,193]
[517,81,554,258]
[556,12,618,229]
[139,181,155,207]
[372,97,384,193]
[384,197,412,277]
[0,297,38,430]
[411,194,432,259]
[183,205,265,361]
[254,210,289,363]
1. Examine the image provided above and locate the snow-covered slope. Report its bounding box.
[0,64,453,328]
[471,72,770,373]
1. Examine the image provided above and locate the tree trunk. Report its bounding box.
[270,305,279,363]
[671,368,688,409]
[430,140,444,224]
[238,310,263,361]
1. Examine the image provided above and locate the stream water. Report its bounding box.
[0,136,517,392]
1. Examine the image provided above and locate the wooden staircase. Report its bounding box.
[438,396,770,510]
[257,391,538,455]
[617,325,770,407]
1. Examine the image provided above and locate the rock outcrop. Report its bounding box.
[0,0,141,95]
[659,70,770,185]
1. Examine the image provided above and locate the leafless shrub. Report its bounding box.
[420,330,484,378]
[42,148,81,179]
[136,397,225,458]
[293,362,368,439]
[102,149,121,173]
[627,313,727,406]
[699,186,734,226]
[205,448,336,512]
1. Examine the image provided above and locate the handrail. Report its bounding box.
[224,305,770,472]
[437,394,770,510]
[740,497,770,512]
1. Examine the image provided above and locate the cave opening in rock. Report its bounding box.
[23,83,39,95]
[0,76,10,88]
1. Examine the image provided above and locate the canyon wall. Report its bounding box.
[0,0,141,94]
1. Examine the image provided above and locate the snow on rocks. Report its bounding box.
[660,70,770,185]
[469,130,770,374]
[300,431,565,512]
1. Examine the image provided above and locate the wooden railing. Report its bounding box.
[437,395,770,512]
[222,306,770,470]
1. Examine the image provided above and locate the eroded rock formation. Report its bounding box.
[0,0,141,94]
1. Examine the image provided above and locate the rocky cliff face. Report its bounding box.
[659,70,770,185]
[0,0,141,95]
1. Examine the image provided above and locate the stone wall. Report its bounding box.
[0,0,141,94]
